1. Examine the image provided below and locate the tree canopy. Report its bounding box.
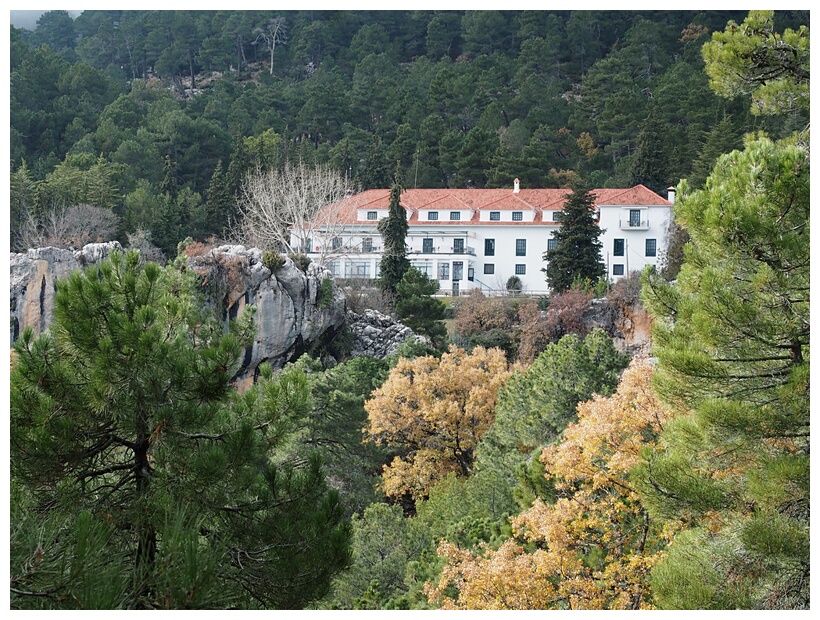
[10,251,351,609]
[636,134,809,609]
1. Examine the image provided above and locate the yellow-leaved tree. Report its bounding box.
[425,358,680,609]
[364,345,511,502]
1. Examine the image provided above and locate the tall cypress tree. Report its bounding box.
[377,179,410,297]
[542,180,604,293]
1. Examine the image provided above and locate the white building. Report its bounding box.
[300,180,673,296]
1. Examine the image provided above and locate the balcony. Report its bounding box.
[619,219,650,230]
[408,246,476,256]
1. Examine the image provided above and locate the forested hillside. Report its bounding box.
[10,10,808,255]
[9,10,809,611]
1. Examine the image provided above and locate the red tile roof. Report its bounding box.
[321,185,670,225]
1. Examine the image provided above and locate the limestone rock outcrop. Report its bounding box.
[186,245,347,382]
[10,243,348,383]
[346,308,422,359]
[9,242,123,345]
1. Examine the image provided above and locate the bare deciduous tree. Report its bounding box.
[126,228,167,265]
[253,17,288,76]
[16,204,119,251]
[233,161,361,266]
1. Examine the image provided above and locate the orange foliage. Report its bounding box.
[426,359,680,609]
[364,345,511,501]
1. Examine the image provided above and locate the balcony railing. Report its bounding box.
[409,246,476,256]
[619,219,650,230]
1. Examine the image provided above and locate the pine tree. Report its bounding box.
[628,108,672,195]
[204,159,233,237]
[395,267,447,350]
[636,136,809,609]
[10,251,351,609]
[377,179,410,296]
[542,180,604,293]
[687,114,742,189]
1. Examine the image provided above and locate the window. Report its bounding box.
[613,239,624,256]
[453,238,465,254]
[453,262,463,281]
[375,261,381,277]
[331,236,342,250]
[512,211,523,221]
[484,238,495,256]
[362,237,373,253]
[484,264,495,275]
[553,211,563,222]
[489,211,500,221]
[646,238,657,257]
[367,211,378,220]
[415,261,433,278]
[422,238,433,253]
[613,264,624,276]
[438,262,450,280]
[629,209,641,227]
[450,211,461,221]
[303,238,313,253]
[547,238,557,252]
[516,239,527,256]
[329,260,340,277]
[347,261,370,278]
[428,211,439,220]
[515,264,526,275]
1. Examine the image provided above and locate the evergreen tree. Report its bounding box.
[628,107,673,195]
[542,180,604,293]
[395,267,448,350]
[377,179,410,296]
[204,159,233,237]
[687,114,742,189]
[10,251,351,609]
[636,136,809,609]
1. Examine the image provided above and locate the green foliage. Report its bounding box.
[395,267,447,350]
[477,328,629,509]
[321,503,431,609]
[262,249,285,271]
[377,181,410,295]
[702,10,810,116]
[636,135,809,609]
[288,252,312,271]
[505,275,522,292]
[543,180,605,293]
[318,277,334,308]
[10,251,351,609]
[286,355,391,517]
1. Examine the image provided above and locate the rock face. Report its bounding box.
[9,242,123,346]
[346,309,422,359]
[9,243,348,384]
[186,245,347,383]
[581,298,653,356]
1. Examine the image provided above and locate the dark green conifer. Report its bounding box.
[542,180,604,293]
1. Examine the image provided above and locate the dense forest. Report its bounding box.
[9,9,809,256]
[9,9,810,611]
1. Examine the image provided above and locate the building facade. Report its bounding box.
[299,181,673,295]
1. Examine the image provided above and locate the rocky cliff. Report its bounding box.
[10,242,124,345]
[9,243,350,383]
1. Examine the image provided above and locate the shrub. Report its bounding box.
[506,275,522,293]
[262,250,285,271]
[288,252,312,272]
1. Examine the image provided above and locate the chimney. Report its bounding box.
[513,178,520,193]
[667,186,676,204]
